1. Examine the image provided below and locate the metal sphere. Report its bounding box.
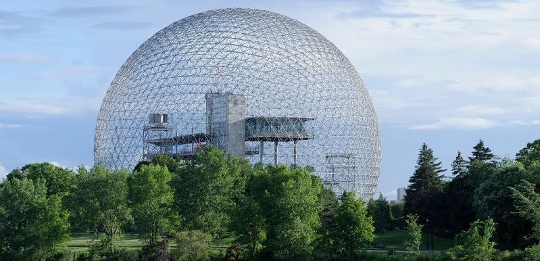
[94,8,381,200]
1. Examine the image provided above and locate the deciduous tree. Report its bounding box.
[448,219,496,261]
[337,191,374,258]
[128,164,179,244]
[250,165,322,259]
[67,166,131,255]
[0,178,70,261]
[367,193,393,234]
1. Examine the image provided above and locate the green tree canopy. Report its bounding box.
[249,165,322,259]
[451,150,467,176]
[469,139,495,163]
[511,179,540,242]
[404,143,445,224]
[67,166,131,255]
[404,214,423,254]
[128,164,179,244]
[0,178,70,261]
[367,193,393,234]
[175,147,251,237]
[337,191,374,258]
[6,162,75,197]
[516,139,540,169]
[473,163,532,246]
[448,219,496,261]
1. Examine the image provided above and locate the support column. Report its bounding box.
[293,140,298,165]
[259,141,264,163]
[274,141,278,165]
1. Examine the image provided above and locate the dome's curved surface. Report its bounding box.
[95,8,381,200]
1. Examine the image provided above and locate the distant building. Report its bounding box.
[397,187,406,202]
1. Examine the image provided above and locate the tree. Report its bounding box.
[451,151,467,176]
[404,143,445,225]
[447,219,496,261]
[337,191,374,258]
[128,164,179,244]
[404,214,423,254]
[469,139,495,163]
[367,193,393,234]
[316,188,340,260]
[171,230,213,261]
[175,147,251,237]
[516,139,540,169]
[67,166,131,255]
[6,162,75,197]
[230,194,266,259]
[0,178,70,261]
[473,163,532,246]
[249,165,322,259]
[511,179,540,242]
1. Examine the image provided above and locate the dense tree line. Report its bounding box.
[403,138,540,253]
[0,147,374,261]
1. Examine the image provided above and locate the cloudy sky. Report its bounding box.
[1,0,539,199]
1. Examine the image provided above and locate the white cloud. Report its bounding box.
[458,106,506,117]
[0,163,7,181]
[509,120,540,126]
[0,100,75,115]
[0,123,22,128]
[410,117,498,130]
[524,36,540,50]
[382,189,397,200]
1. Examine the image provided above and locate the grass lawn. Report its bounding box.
[373,230,455,251]
[68,233,144,253]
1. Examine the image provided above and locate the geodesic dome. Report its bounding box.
[94,8,381,200]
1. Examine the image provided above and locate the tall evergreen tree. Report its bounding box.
[469,139,495,163]
[451,151,467,176]
[404,143,445,227]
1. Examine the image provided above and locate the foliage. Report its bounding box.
[516,139,540,169]
[249,165,322,259]
[469,139,495,163]
[6,162,75,197]
[67,166,132,256]
[175,147,251,237]
[524,244,540,261]
[171,230,213,261]
[473,163,531,246]
[404,214,423,254]
[337,191,374,258]
[128,164,179,244]
[451,151,467,176]
[316,188,340,260]
[511,179,540,242]
[447,219,496,261]
[0,178,70,261]
[404,143,445,227]
[368,193,394,234]
[230,194,266,259]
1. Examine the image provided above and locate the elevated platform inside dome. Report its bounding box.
[145,133,213,146]
[244,116,314,142]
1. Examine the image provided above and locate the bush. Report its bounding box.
[170,230,213,261]
[524,244,540,261]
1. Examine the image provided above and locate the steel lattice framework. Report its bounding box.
[94,8,381,200]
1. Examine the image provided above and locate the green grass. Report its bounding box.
[67,233,145,252]
[372,230,455,251]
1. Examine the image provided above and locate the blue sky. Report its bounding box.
[1,0,539,200]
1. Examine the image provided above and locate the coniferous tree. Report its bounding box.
[469,139,495,163]
[404,143,445,228]
[451,151,467,176]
